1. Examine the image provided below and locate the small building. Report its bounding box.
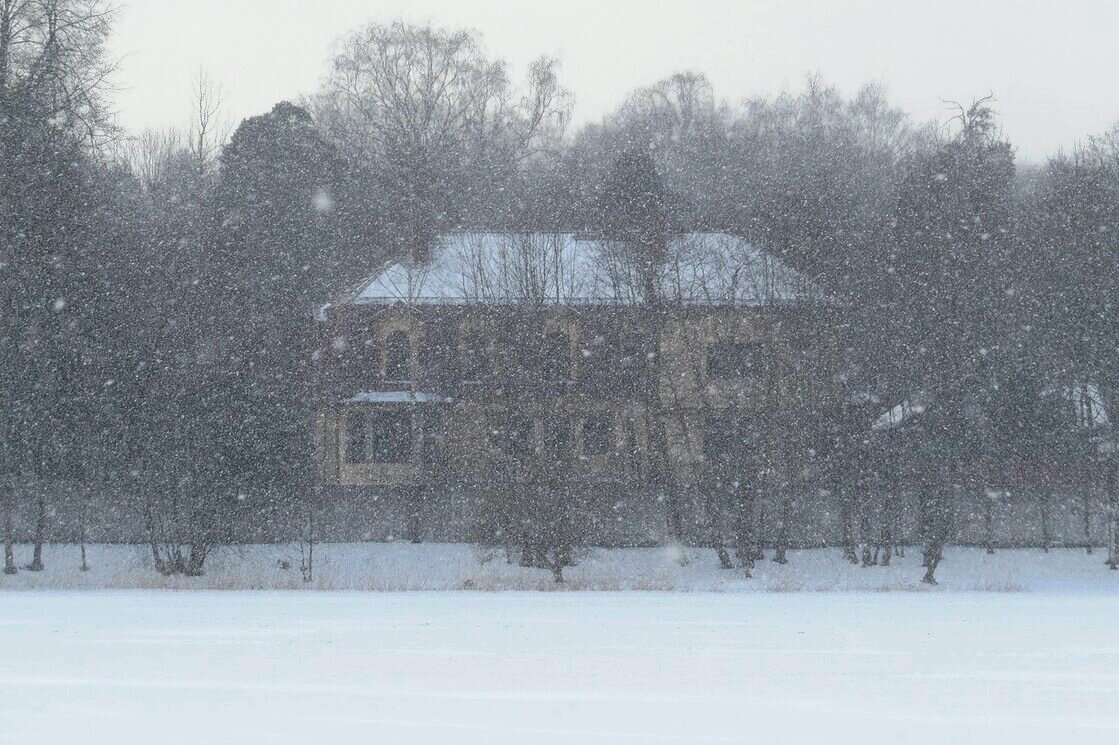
[313,232,839,544]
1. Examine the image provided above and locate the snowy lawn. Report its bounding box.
[2,542,1119,591]
[2,591,1118,744]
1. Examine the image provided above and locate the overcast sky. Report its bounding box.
[107,0,1119,163]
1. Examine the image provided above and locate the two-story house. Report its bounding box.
[314,232,837,544]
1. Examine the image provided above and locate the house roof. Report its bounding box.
[872,397,927,432]
[871,384,1114,440]
[345,391,452,405]
[350,232,817,307]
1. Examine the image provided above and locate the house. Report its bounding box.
[312,232,840,544]
[863,380,1117,550]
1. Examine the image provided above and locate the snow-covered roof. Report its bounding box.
[873,384,1115,437]
[872,397,927,432]
[351,232,816,307]
[345,391,452,405]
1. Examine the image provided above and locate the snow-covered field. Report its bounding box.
[3,546,1118,742]
[2,590,1118,744]
[2,542,1119,592]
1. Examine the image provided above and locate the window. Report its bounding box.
[384,330,411,382]
[703,415,756,463]
[619,335,649,390]
[706,342,757,380]
[368,411,413,463]
[541,331,571,383]
[543,417,573,457]
[345,411,412,464]
[460,332,486,382]
[580,329,610,387]
[491,414,533,456]
[345,413,367,464]
[624,418,641,470]
[582,415,612,456]
[418,411,444,465]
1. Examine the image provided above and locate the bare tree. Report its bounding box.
[314,21,569,250]
[3,484,14,574]
[0,0,119,148]
[187,67,228,178]
[298,498,315,583]
[1,0,118,577]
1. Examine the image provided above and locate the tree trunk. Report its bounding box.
[921,539,943,585]
[706,488,734,569]
[983,488,996,555]
[1039,488,1051,553]
[714,541,734,570]
[772,486,791,565]
[734,486,755,578]
[1082,488,1093,555]
[921,487,946,585]
[27,489,45,571]
[879,490,894,566]
[185,542,207,576]
[1107,463,1118,570]
[666,489,688,565]
[3,483,16,575]
[840,488,858,564]
[79,501,89,572]
[406,486,423,544]
[300,488,317,583]
[890,473,905,559]
[859,495,875,567]
[753,494,766,562]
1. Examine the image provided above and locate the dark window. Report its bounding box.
[703,415,756,463]
[460,332,486,382]
[543,417,573,457]
[619,335,649,390]
[791,333,813,371]
[418,411,444,466]
[580,329,610,387]
[706,342,757,380]
[345,413,367,464]
[368,411,413,463]
[385,330,411,382]
[624,418,641,470]
[542,332,571,382]
[491,415,533,456]
[582,415,612,456]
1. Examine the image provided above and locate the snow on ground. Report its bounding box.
[1,542,1117,592]
[2,591,1118,744]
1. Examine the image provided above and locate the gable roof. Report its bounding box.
[351,232,817,307]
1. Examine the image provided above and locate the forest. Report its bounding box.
[1,1,1117,584]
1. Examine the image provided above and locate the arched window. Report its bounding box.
[461,332,486,383]
[541,331,571,383]
[490,414,533,457]
[369,411,413,463]
[706,342,758,380]
[384,330,411,382]
[582,415,612,456]
[703,415,757,465]
[345,413,368,464]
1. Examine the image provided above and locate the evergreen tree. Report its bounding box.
[216,101,360,532]
[892,99,1016,582]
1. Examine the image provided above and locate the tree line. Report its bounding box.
[1,2,1116,583]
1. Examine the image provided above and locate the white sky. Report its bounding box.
[107,0,1119,163]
